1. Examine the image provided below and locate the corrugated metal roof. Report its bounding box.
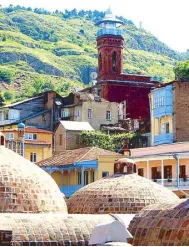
[60,121,94,131]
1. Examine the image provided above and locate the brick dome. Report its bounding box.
[129,199,189,246]
[0,146,67,213]
[68,159,179,214]
[0,213,113,246]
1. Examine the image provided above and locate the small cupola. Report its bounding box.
[96,7,124,38]
[114,158,137,174]
[18,122,25,139]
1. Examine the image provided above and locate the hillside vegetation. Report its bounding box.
[0,6,188,102]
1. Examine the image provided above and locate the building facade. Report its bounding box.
[129,142,189,198]
[37,147,123,197]
[149,81,189,146]
[62,92,118,130]
[1,126,52,162]
[0,91,64,131]
[54,121,94,152]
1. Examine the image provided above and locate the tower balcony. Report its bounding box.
[97,28,123,38]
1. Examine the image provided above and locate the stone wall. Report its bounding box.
[174,81,189,142]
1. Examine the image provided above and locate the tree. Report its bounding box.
[174,60,189,81]
[79,131,136,152]
[3,91,14,101]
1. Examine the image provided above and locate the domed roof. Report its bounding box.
[68,158,179,214]
[18,122,25,128]
[0,146,67,213]
[0,213,114,246]
[129,199,189,246]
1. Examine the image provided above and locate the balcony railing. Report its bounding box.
[152,178,189,190]
[0,118,20,126]
[97,28,123,37]
[154,133,174,145]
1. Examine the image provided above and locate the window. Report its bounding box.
[165,122,170,133]
[75,110,80,118]
[106,111,111,121]
[180,165,186,179]
[91,170,95,183]
[112,51,116,72]
[138,168,144,177]
[77,171,81,185]
[30,153,37,162]
[59,134,62,146]
[98,90,101,96]
[102,171,109,178]
[151,167,161,180]
[62,109,70,118]
[88,109,92,119]
[99,53,102,72]
[154,97,165,109]
[24,134,37,140]
[5,133,14,140]
[164,165,172,179]
[84,170,89,185]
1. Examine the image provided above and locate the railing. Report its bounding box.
[59,185,83,198]
[152,178,189,189]
[154,133,174,145]
[0,118,20,126]
[97,28,123,37]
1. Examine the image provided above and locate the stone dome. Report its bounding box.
[129,199,189,246]
[0,213,113,246]
[0,146,67,213]
[68,158,179,214]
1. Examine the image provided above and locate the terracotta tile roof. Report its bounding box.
[1,127,52,134]
[37,147,120,167]
[130,142,189,157]
[24,140,51,145]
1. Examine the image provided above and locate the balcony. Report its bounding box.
[97,28,123,37]
[154,133,174,145]
[59,185,83,197]
[0,118,20,126]
[152,178,189,191]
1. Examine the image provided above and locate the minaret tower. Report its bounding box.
[96,8,124,80]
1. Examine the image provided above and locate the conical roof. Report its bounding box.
[129,199,189,246]
[0,146,67,213]
[67,173,179,214]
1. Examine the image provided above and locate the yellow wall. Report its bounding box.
[1,129,52,162]
[97,155,126,180]
[136,158,189,180]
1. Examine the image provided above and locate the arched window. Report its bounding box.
[99,53,102,72]
[112,51,116,72]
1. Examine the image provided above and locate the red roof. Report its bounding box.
[130,142,189,157]
[1,127,52,134]
[37,147,121,167]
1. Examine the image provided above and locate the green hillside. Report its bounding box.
[0,6,187,102]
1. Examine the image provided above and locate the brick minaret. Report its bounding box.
[95,8,158,123]
[96,8,124,79]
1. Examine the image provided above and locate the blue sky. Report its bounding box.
[1,0,188,52]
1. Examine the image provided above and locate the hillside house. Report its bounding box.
[1,126,52,162]
[54,121,94,153]
[61,91,118,130]
[0,91,64,130]
[149,80,189,146]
